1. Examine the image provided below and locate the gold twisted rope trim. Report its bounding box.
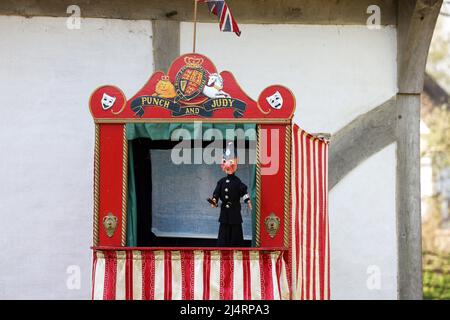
[283,125,292,248]
[93,124,100,246]
[121,125,128,246]
[255,125,262,247]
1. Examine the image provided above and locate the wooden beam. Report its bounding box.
[329,97,397,190]
[0,0,397,25]
[395,93,422,300]
[398,0,443,93]
[396,0,442,300]
[152,20,180,73]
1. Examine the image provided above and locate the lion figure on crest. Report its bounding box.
[202,73,230,99]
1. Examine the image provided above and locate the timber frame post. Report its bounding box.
[396,0,442,300]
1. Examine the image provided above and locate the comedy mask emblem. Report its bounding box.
[264,212,281,239]
[102,212,118,238]
[101,93,117,110]
[266,91,283,110]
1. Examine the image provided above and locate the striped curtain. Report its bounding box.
[93,249,290,300]
[291,124,330,300]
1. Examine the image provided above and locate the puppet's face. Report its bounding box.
[221,157,238,175]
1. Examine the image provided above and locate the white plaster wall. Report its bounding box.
[0,17,398,299]
[0,16,153,299]
[180,23,397,133]
[330,144,398,299]
[181,23,398,299]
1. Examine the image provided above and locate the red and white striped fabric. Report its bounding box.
[291,124,330,300]
[92,249,289,300]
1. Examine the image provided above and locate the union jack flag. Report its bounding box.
[198,0,241,36]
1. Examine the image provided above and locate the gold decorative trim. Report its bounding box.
[265,212,281,238]
[283,125,292,248]
[94,118,292,124]
[93,124,100,246]
[103,212,118,237]
[121,125,128,246]
[255,124,262,247]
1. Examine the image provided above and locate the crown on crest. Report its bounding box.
[184,56,204,67]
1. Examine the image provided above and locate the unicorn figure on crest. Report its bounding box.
[202,73,230,99]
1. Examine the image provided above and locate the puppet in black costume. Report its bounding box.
[208,142,252,247]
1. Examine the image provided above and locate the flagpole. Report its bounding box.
[193,0,198,53]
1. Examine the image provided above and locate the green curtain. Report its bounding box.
[126,123,256,141]
[126,123,257,247]
[126,143,137,246]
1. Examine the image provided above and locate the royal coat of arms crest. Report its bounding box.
[174,57,207,102]
[123,54,250,118]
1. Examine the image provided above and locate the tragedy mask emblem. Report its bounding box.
[265,91,283,110]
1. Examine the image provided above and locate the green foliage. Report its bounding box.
[426,16,450,92]
[423,252,450,300]
[421,7,450,301]
[421,184,449,300]
[423,106,450,174]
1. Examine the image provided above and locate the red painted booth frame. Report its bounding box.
[89,53,295,249]
[89,53,329,300]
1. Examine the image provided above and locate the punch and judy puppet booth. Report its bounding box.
[89,53,330,300]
